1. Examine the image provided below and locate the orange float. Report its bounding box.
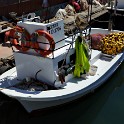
[4,26,22,42]
[33,30,55,57]
[8,26,31,52]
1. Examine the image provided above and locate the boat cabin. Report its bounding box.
[14,19,76,87]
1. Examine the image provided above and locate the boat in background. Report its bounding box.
[115,0,124,9]
[0,18,123,113]
[106,0,124,11]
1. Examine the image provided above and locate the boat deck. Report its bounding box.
[0,43,13,59]
[0,42,13,58]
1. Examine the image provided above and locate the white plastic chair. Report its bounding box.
[27,13,36,19]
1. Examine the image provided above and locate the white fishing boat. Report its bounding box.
[0,18,123,113]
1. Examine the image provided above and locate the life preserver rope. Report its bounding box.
[10,26,31,52]
[33,30,55,57]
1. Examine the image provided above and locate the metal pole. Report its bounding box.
[114,0,118,15]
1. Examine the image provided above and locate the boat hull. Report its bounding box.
[16,53,123,112]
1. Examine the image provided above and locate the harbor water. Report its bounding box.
[0,12,124,124]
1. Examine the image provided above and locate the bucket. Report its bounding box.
[89,65,98,76]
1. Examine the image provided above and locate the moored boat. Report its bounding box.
[0,18,123,113]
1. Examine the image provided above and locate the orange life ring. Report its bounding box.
[33,30,55,57]
[11,38,31,52]
[10,26,31,52]
[4,26,22,42]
